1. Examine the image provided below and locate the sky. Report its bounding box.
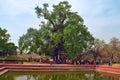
[0,0,120,45]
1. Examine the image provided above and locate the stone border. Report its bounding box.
[0,63,120,78]
[0,63,96,76]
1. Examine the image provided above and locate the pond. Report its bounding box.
[1,70,120,80]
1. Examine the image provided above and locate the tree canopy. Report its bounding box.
[19,1,94,58]
[0,27,17,56]
[35,1,94,58]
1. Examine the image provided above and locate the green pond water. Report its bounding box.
[1,70,120,80]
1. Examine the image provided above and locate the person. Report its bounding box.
[108,60,112,66]
[81,59,84,64]
[50,58,53,65]
[77,60,80,65]
[110,60,112,66]
[39,57,41,64]
[100,60,102,65]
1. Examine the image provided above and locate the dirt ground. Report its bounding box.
[112,64,120,67]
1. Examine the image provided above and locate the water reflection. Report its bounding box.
[1,72,120,80]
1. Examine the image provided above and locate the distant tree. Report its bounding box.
[34,1,94,58]
[0,27,17,56]
[102,44,112,60]
[101,37,120,62]
[92,38,106,60]
[109,37,120,61]
[18,28,41,54]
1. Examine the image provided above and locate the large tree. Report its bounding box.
[35,1,94,58]
[0,27,17,56]
[19,1,94,59]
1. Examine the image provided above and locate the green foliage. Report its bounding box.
[0,76,14,80]
[0,27,17,56]
[35,1,94,58]
[18,24,53,55]
[19,28,40,54]
[19,1,94,58]
[63,12,94,57]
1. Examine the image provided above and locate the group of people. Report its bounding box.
[49,57,102,65]
[74,59,102,65]
[33,57,113,66]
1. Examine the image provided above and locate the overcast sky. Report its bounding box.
[0,0,120,45]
